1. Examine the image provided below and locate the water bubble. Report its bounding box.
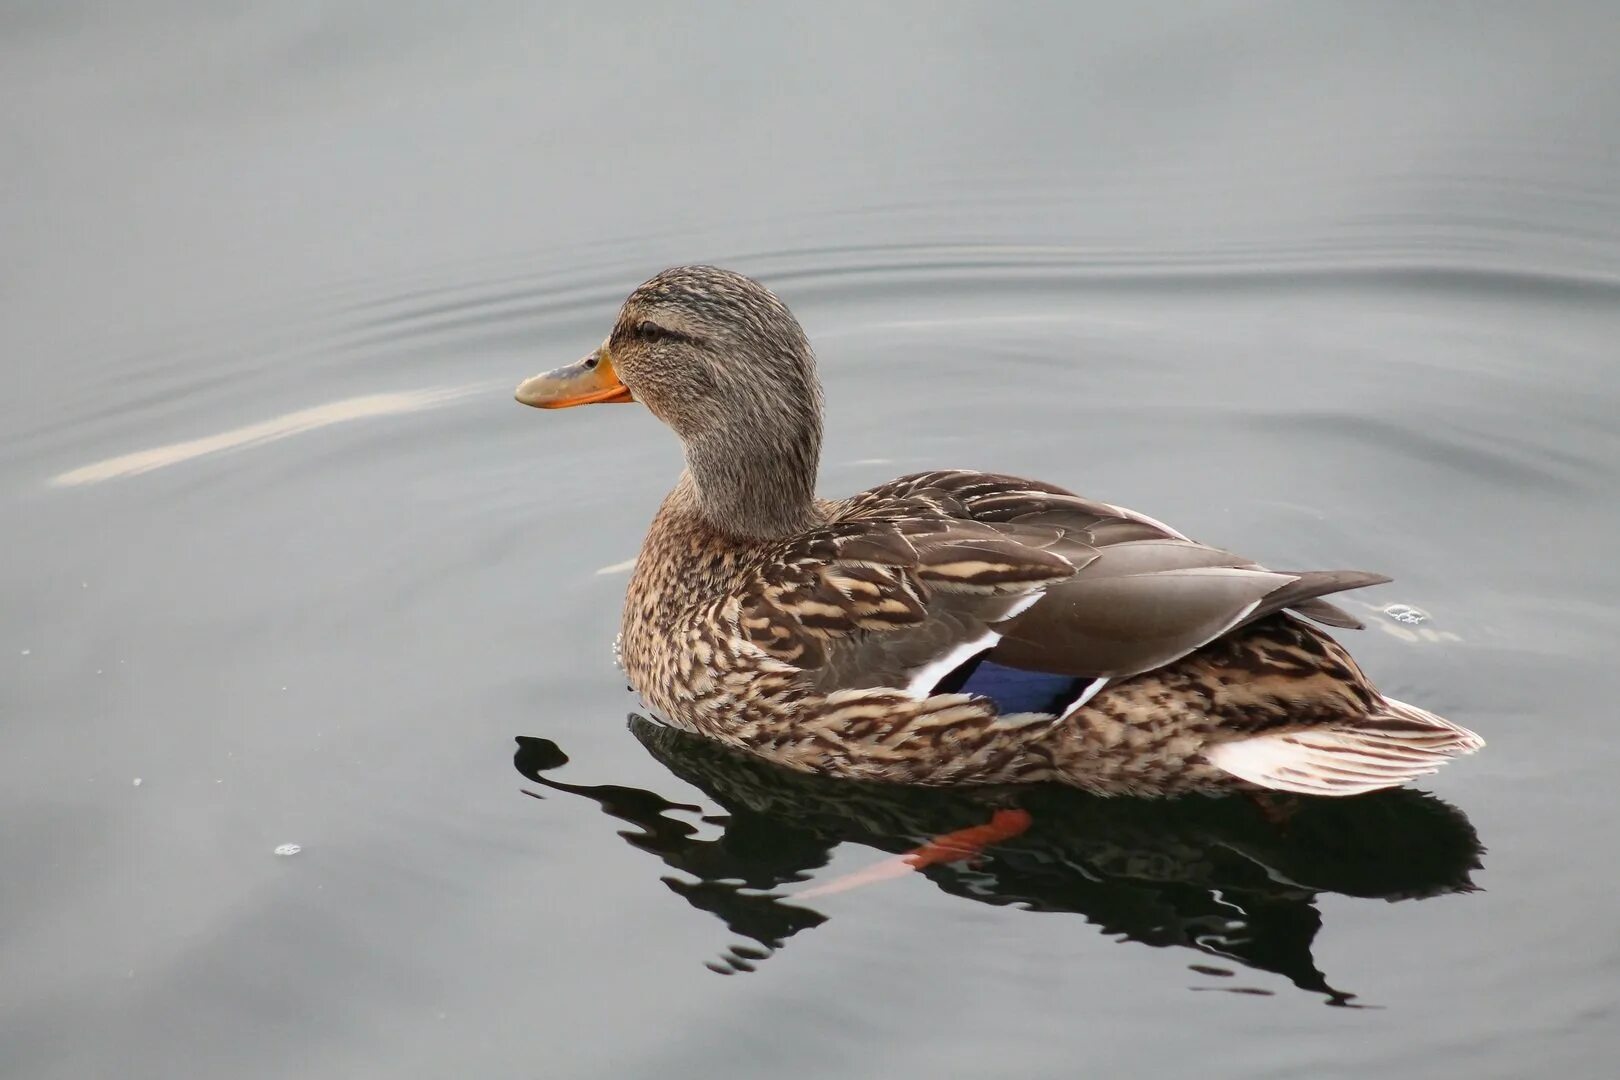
[274,843,302,856]
[132,778,142,786]
[1383,603,1429,626]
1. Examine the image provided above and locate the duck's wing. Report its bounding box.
[735,507,1076,697]
[836,471,1390,683]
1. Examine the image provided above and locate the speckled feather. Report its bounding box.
[527,266,1483,796]
[617,468,1476,795]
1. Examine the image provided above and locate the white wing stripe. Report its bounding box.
[900,630,1000,700]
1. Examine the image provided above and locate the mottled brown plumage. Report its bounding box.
[516,265,1482,796]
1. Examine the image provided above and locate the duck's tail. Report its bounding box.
[1205,697,1485,797]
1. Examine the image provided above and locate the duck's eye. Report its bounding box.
[635,320,668,343]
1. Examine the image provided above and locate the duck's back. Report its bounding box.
[620,468,1481,794]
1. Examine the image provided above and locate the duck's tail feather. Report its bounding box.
[1204,697,1484,797]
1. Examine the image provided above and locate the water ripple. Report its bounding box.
[48,383,488,487]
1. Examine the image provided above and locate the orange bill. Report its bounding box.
[514,347,634,408]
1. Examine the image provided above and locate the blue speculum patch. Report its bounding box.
[937,654,1085,715]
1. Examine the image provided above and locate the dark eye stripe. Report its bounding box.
[633,320,698,345]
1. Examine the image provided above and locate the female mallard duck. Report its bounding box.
[515,265,1482,798]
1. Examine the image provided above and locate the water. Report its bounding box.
[4,3,1618,1077]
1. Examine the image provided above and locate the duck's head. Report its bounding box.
[516,266,825,537]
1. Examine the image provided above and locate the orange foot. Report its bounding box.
[796,808,1033,899]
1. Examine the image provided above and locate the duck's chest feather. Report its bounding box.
[618,490,793,725]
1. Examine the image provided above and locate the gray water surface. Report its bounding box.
[5,4,1620,1078]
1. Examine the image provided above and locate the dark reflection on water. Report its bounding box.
[516,718,1483,1005]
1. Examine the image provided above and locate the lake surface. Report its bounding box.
[5,3,1619,1077]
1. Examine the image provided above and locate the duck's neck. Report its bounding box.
[681,410,824,541]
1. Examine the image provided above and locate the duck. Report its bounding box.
[514,265,1482,798]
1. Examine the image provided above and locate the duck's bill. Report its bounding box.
[514,348,634,408]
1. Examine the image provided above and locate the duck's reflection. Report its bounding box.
[516,716,1482,1004]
